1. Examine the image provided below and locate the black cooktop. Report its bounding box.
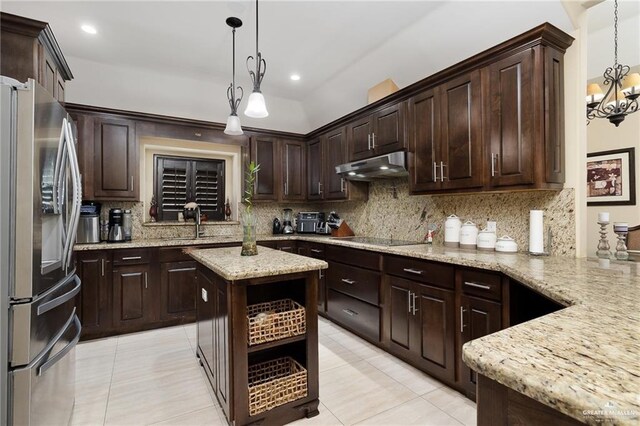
[330,236,423,247]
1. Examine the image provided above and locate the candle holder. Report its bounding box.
[614,230,629,261]
[596,221,612,259]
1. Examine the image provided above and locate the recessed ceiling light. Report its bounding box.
[81,24,97,35]
[290,74,301,81]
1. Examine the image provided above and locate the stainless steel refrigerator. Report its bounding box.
[1,77,82,425]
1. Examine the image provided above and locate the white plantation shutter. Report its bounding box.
[155,155,225,221]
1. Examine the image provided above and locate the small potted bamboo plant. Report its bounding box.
[241,161,260,256]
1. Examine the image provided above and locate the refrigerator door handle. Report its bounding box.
[62,119,82,270]
[51,123,67,215]
[37,314,81,376]
[36,275,81,316]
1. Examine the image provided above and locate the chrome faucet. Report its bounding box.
[194,205,204,239]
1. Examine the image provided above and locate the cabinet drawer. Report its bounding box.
[327,262,380,305]
[327,290,380,342]
[384,256,454,289]
[158,247,191,263]
[112,248,151,265]
[326,245,380,270]
[306,243,325,259]
[459,268,502,301]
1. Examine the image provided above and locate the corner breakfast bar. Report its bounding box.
[188,246,328,425]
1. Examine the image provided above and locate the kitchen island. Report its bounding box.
[188,246,328,426]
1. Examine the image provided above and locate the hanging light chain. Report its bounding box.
[614,0,619,67]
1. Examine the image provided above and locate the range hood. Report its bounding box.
[335,151,407,181]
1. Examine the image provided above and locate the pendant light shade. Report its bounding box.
[224,17,244,136]
[245,0,269,118]
[224,113,243,135]
[245,91,268,118]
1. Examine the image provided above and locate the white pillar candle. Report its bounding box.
[598,212,610,223]
[614,222,628,233]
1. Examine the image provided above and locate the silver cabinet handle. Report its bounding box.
[440,161,448,180]
[131,175,134,192]
[144,272,148,289]
[491,153,496,177]
[101,259,105,277]
[319,270,324,280]
[318,182,323,195]
[403,268,423,275]
[412,293,418,315]
[464,281,492,290]
[433,162,438,182]
[371,133,376,149]
[340,178,345,193]
[284,181,288,196]
[279,246,293,251]
[460,306,466,333]
[311,248,323,253]
[367,133,371,150]
[342,308,358,316]
[407,291,412,313]
[122,256,142,261]
[341,278,356,285]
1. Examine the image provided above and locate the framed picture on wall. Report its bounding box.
[587,147,636,206]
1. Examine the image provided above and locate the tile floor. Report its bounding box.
[71,317,476,426]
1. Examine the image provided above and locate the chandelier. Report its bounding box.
[244,0,269,118]
[586,0,639,127]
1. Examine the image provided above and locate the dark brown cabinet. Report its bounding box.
[347,103,406,161]
[0,12,73,102]
[484,46,565,189]
[196,267,230,418]
[160,261,197,321]
[281,139,306,201]
[112,263,153,328]
[76,251,111,338]
[439,70,483,190]
[408,71,483,193]
[93,118,138,200]
[306,138,324,200]
[324,127,349,200]
[457,268,504,398]
[325,245,381,342]
[250,136,279,201]
[297,242,327,312]
[384,257,456,383]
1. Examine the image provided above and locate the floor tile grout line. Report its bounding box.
[316,402,345,426]
[101,336,119,426]
[350,395,463,426]
[145,404,216,426]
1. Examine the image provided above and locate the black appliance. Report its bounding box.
[108,208,125,242]
[272,218,282,234]
[296,212,324,234]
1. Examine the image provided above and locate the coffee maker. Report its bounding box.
[108,208,126,242]
[282,208,294,234]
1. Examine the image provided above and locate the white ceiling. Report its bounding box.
[5,1,630,132]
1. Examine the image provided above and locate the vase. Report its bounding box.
[241,212,258,256]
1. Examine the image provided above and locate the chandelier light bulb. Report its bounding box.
[224,114,243,136]
[244,91,269,118]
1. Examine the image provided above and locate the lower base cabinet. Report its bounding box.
[160,260,197,322]
[385,276,456,383]
[112,263,154,328]
[76,251,112,335]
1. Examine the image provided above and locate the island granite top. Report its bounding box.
[188,246,328,281]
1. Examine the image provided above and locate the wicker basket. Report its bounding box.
[247,299,306,345]
[248,357,308,416]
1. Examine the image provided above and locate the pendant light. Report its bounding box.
[586,0,639,127]
[224,17,244,136]
[244,0,268,118]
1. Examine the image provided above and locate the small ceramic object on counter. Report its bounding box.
[495,235,518,253]
[477,228,497,250]
[459,220,478,249]
[444,214,462,247]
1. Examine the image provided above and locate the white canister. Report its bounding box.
[477,228,497,250]
[444,214,462,247]
[460,221,479,249]
[495,235,518,253]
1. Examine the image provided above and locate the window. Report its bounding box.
[154,155,225,221]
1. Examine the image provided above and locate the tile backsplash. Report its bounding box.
[97,179,576,256]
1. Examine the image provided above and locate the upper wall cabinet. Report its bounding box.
[347,103,406,161]
[249,136,308,202]
[408,71,483,193]
[307,138,324,201]
[0,12,73,102]
[407,25,572,194]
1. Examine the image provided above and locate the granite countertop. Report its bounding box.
[188,246,328,281]
[74,234,640,424]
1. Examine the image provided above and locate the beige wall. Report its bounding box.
[586,67,640,255]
